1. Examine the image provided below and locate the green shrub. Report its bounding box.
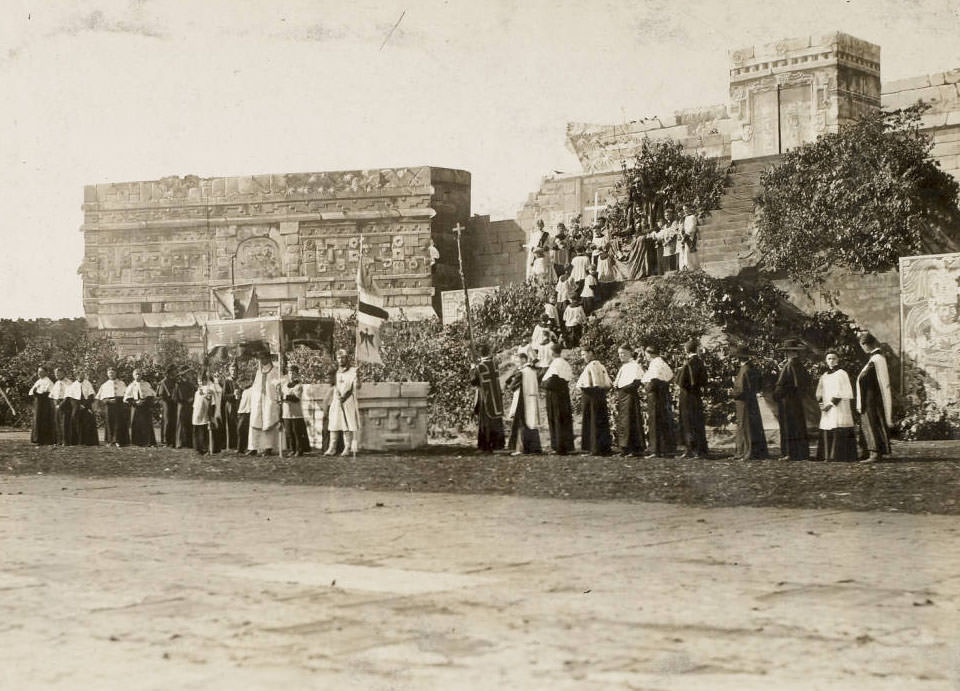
[898,399,960,440]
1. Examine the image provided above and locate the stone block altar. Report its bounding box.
[300,381,430,451]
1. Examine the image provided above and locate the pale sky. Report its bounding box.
[2,0,960,318]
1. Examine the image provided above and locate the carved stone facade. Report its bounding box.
[81,167,470,353]
[729,32,881,159]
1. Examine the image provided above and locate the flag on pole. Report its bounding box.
[356,239,387,365]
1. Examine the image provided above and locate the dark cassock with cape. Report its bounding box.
[733,361,768,459]
[470,356,506,452]
[506,364,543,454]
[677,354,709,457]
[157,376,179,447]
[220,377,240,450]
[576,360,612,455]
[643,357,676,456]
[613,359,646,455]
[773,357,810,460]
[856,349,893,456]
[175,379,196,449]
[68,379,99,446]
[96,377,129,446]
[28,376,56,446]
[540,356,575,455]
[50,378,76,446]
[124,380,157,447]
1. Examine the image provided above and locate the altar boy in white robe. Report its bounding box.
[815,350,858,462]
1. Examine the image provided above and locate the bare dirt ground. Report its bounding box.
[1,475,959,690]
[1,432,959,514]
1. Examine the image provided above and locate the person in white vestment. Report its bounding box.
[96,367,128,446]
[816,350,858,462]
[325,349,360,456]
[248,352,283,455]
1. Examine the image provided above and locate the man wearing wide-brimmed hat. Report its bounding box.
[773,339,810,461]
[730,344,768,460]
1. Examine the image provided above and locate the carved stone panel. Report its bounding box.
[235,237,282,279]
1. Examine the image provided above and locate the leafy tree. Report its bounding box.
[755,103,960,291]
[605,138,729,232]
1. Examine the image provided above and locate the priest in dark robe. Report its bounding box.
[856,332,893,463]
[220,364,240,451]
[50,368,76,446]
[175,371,196,449]
[612,345,645,456]
[576,347,612,456]
[95,367,129,447]
[731,345,768,460]
[470,343,506,453]
[68,371,99,445]
[677,339,709,459]
[642,346,676,458]
[773,339,810,461]
[156,367,179,447]
[28,366,56,446]
[124,369,157,447]
[506,350,543,455]
[540,343,575,455]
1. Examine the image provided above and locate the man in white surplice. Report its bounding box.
[248,352,282,455]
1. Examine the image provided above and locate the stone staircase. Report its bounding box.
[699,155,780,277]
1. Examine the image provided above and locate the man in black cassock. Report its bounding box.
[731,346,768,460]
[642,346,676,458]
[677,339,709,459]
[612,345,645,456]
[540,343,574,455]
[157,367,179,447]
[576,347,613,456]
[773,339,810,461]
[856,332,893,463]
[470,343,506,453]
[221,363,240,451]
[28,366,56,446]
[175,371,196,449]
[96,367,129,447]
[50,368,76,446]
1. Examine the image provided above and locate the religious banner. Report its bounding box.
[356,239,387,365]
[440,287,498,325]
[899,252,960,406]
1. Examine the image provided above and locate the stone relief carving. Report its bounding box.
[235,237,282,279]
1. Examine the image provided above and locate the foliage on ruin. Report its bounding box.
[604,138,730,232]
[755,103,960,291]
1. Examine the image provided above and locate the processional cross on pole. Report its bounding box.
[584,191,606,224]
[452,223,477,360]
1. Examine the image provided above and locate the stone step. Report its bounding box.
[701,259,742,277]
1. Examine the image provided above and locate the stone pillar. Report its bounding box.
[729,33,881,160]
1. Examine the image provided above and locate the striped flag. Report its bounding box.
[356,239,387,365]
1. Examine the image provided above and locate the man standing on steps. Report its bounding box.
[656,206,680,273]
[856,332,894,463]
[679,203,700,271]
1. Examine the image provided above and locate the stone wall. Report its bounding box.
[80,167,470,354]
[461,216,526,288]
[301,381,429,451]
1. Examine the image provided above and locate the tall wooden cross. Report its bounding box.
[452,223,476,360]
[584,191,605,224]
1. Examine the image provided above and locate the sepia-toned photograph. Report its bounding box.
[2,1,960,688]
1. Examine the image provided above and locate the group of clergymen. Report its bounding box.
[529,207,702,350]
[470,331,895,463]
[26,349,363,457]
